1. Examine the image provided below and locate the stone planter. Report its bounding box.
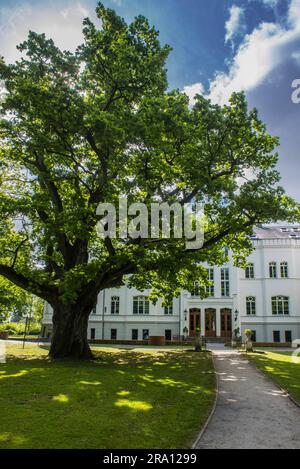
[194,334,202,352]
[0,331,9,340]
[245,340,253,352]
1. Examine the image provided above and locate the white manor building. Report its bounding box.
[42,226,300,344]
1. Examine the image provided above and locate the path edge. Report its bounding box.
[191,353,219,449]
[245,353,300,410]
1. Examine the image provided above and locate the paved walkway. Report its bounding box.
[196,347,300,449]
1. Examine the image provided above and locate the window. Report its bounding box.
[280,262,289,278]
[132,329,138,340]
[269,262,277,278]
[133,296,149,315]
[111,329,117,340]
[246,297,256,316]
[143,329,149,340]
[206,268,215,297]
[165,330,172,341]
[273,331,280,343]
[111,296,120,315]
[91,305,97,315]
[90,328,95,340]
[164,304,173,315]
[191,282,200,297]
[251,330,256,342]
[221,268,230,297]
[285,331,292,343]
[224,246,229,258]
[245,263,255,279]
[272,296,289,315]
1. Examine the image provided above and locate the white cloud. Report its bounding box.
[208,0,300,104]
[225,5,245,47]
[183,83,204,106]
[257,0,279,6]
[0,1,95,63]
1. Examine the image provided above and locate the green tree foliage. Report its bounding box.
[0,3,298,357]
[0,277,31,321]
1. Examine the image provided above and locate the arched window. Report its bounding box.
[272,296,289,315]
[246,297,256,316]
[269,262,277,278]
[133,296,149,315]
[111,296,120,315]
[280,262,289,278]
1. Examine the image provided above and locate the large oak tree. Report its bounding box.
[0,3,298,358]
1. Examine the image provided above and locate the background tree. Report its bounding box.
[0,278,31,322]
[0,3,298,358]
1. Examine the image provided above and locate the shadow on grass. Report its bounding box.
[248,352,300,406]
[0,346,215,449]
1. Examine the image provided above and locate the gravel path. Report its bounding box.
[196,348,300,449]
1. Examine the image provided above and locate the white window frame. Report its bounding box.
[164,305,173,315]
[221,268,230,297]
[133,296,150,315]
[272,296,289,315]
[246,296,256,316]
[111,296,120,315]
[245,263,255,279]
[206,268,215,297]
[280,262,289,278]
[269,262,277,278]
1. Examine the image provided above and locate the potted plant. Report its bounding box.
[244,329,253,352]
[195,327,202,352]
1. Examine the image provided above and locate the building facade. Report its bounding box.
[42,226,300,344]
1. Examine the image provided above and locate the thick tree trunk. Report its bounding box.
[49,302,94,359]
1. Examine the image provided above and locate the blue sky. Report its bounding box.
[1,0,300,200]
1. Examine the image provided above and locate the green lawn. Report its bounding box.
[0,343,215,449]
[247,351,300,404]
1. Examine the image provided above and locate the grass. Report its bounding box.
[247,350,300,405]
[0,343,215,449]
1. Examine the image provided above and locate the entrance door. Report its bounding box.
[189,309,201,337]
[205,309,216,337]
[221,309,232,338]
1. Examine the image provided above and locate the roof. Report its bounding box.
[252,226,300,240]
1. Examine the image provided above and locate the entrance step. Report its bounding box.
[205,337,231,344]
[187,336,231,345]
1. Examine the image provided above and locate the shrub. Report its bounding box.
[0,322,41,336]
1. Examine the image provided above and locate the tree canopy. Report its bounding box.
[0,2,298,357]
